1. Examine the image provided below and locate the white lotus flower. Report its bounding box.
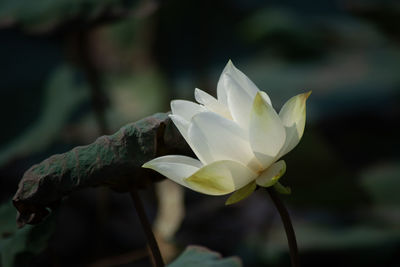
[143,60,311,204]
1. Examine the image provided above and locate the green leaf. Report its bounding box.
[0,0,142,33]
[0,200,56,267]
[168,245,242,267]
[13,112,189,226]
[360,163,400,207]
[259,222,400,265]
[0,201,18,239]
[225,181,257,205]
[273,182,291,195]
[0,65,88,167]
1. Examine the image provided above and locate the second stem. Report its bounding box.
[267,187,300,267]
[130,189,164,267]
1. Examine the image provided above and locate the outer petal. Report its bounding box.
[170,100,206,122]
[142,155,202,188]
[216,67,229,106]
[169,114,190,141]
[225,181,257,205]
[185,160,257,195]
[217,60,268,105]
[194,88,231,119]
[225,73,254,130]
[170,114,213,167]
[274,182,291,195]
[278,91,311,158]
[256,160,286,187]
[249,92,286,167]
[188,111,261,171]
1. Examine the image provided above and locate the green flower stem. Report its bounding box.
[267,188,300,267]
[130,189,164,267]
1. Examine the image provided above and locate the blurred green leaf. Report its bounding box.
[0,65,88,167]
[0,0,141,33]
[239,8,327,60]
[168,245,242,267]
[0,201,55,267]
[281,131,367,210]
[105,70,169,128]
[240,8,300,41]
[13,112,189,226]
[252,222,400,266]
[0,201,17,238]
[360,163,400,207]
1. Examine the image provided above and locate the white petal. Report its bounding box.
[194,88,231,119]
[216,69,229,106]
[218,60,270,100]
[170,100,206,121]
[249,92,286,167]
[188,111,261,170]
[170,114,210,166]
[225,60,261,99]
[278,91,311,157]
[256,160,286,187]
[185,160,257,195]
[169,114,190,142]
[217,60,271,107]
[142,155,202,188]
[225,73,254,130]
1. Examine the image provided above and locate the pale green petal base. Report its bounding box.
[225,181,257,205]
[256,160,286,187]
[278,90,312,157]
[250,92,286,167]
[185,160,256,196]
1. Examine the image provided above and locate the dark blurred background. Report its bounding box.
[0,0,399,266]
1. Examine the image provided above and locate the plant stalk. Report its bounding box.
[77,29,109,135]
[130,189,164,267]
[267,188,300,267]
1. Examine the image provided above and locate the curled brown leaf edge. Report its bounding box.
[13,112,190,227]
